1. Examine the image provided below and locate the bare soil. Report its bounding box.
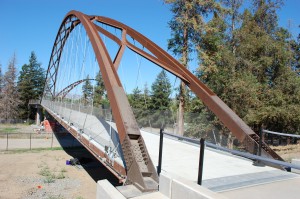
[271,144,300,162]
[0,148,120,199]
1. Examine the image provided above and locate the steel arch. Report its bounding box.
[55,79,95,99]
[43,10,284,191]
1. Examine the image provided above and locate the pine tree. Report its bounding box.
[166,0,222,135]
[18,51,45,119]
[150,70,172,128]
[252,0,283,34]
[222,0,243,57]
[0,54,21,120]
[0,64,3,95]
[93,71,106,107]
[129,87,144,126]
[82,75,93,106]
[291,30,300,75]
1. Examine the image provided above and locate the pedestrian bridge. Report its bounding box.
[38,10,300,198]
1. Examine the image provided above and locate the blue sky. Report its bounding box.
[0,0,299,93]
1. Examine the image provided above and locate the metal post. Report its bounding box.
[258,127,263,156]
[157,128,164,176]
[197,138,205,185]
[6,133,8,151]
[30,133,32,150]
[254,127,265,166]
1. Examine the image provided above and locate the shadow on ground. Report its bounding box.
[53,129,122,186]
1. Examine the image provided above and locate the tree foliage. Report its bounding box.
[18,51,45,119]
[165,0,222,135]
[93,71,105,107]
[149,70,172,128]
[81,75,93,106]
[0,54,21,120]
[167,0,300,141]
[0,64,3,95]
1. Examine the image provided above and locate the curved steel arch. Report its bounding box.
[55,79,95,99]
[43,10,284,191]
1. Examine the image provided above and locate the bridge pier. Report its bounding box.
[36,107,43,125]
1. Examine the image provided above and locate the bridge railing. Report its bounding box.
[41,99,123,160]
[157,129,300,185]
[42,98,244,150]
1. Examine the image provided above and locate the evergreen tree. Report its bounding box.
[129,87,148,127]
[93,71,106,107]
[18,51,45,119]
[0,54,21,120]
[291,29,300,75]
[0,64,3,95]
[190,0,300,141]
[128,83,152,128]
[142,83,151,109]
[166,0,222,135]
[150,70,172,128]
[222,0,243,57]
[82,75,93,106]
[252,0,283,34]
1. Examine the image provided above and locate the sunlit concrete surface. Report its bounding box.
[140,130,300,198]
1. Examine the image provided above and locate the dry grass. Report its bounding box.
[0,123,34,134]
[270,144,300,162]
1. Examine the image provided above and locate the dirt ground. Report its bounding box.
[271,144,300,162]
[0,148,120,199]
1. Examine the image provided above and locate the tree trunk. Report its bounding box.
[177,81,185,136]
[177,20,188,136]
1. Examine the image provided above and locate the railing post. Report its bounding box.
[258,127,263,156]
[157,128,164,176]
[197,138,205,185]
[254,127,265,166]
[6,133,8,151]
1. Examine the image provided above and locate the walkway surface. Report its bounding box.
[41,100,300,198]
[140,130,300,198]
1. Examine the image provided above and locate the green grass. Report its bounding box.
[39,166,51,176]
[44,175,56,183]
[38,161,67,184]
[1,147,64,154]
[56,172,65,179]
[60,168,67,173]
[2,127,18,132]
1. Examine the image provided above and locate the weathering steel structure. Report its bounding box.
[42,10,284,192]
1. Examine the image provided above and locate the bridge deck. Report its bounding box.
[42,100,300,197]
[140,130,300,198]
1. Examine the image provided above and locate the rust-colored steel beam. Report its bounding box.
[55,78,95,99]
[91,14,283,162]
[43,10,284,192]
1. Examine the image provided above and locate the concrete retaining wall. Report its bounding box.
[159,172,227,199]
[97,180,126,199]
[97,172,227,199]
[291,159,300,174]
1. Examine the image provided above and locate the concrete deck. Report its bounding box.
[140,130,300,198]
[42,100,300,198]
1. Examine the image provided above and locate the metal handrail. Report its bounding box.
[263,129,300,139]
[161,131,300,171]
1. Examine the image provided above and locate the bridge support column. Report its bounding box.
[36,107,43,125]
